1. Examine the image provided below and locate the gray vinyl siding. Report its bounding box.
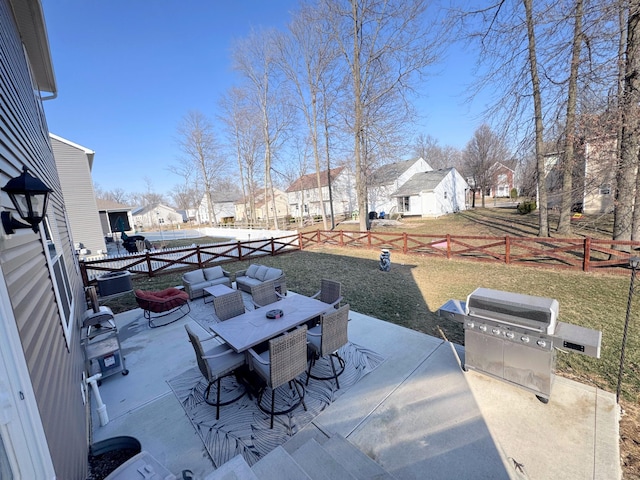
[1,1,88,478]
[51,135,107,258]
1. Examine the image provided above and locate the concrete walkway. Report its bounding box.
[90,301,620,479]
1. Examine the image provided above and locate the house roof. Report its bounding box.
[10,0,57,95]
[286,166,346,193]
[390,169,452,197]
[49,133,95,169]
[371,159,423,186]
[131,203,178,216]
[96,199,131,211]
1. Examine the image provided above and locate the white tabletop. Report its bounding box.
[209,295,330,352]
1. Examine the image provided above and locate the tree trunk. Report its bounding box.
[615,0,640,243]
[557,0,584,235]
[523,0,550,237]
[351,0,367,232]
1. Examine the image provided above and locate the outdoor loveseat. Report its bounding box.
[235,264,285,294]
[182,266,232,300]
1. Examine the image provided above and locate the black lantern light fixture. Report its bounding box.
[1,166,52,234]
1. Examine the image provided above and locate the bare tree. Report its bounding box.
[322,0,442,231]
[277,3,341,230]
[615,0,640,243]
[176,111,227,226]
[233,28,294,230]
[463,124,511,208]
[412,133,462,170]
[219,86,264,224]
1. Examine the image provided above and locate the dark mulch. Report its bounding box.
[86,447,139,480]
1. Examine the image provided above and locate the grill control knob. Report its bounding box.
[466,321,475,329]
[492,328,500,335]
[537,339,547,348]
[521,336,530,343]
[479,325,487,332]
[505,332,515,339]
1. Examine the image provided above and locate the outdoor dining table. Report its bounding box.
[209,294,331,353]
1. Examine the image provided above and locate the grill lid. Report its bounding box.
[465,288,559,334]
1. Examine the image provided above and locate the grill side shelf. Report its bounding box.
[436,299,467,323]
[553,322,602,358]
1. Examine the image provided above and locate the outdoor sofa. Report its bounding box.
[182,266,232,300]
[235,264,285,294]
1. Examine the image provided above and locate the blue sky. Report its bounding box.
[41,0,485,197]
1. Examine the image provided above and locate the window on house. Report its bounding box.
[599,184,611,195]
[42,217,74,346]
[398,197,410,212]
[444,191,448,199]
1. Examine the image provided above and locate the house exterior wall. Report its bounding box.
[583,138,616,214]
[0,2,88,478]
[235,189,289,222]
[133,204,182,230]
[287,168,356,219]
[369,158,432,214]
[50,134,107,258]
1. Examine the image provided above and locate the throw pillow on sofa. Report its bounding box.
[254,265,270,281]
[245,264,260,278]
[203,266,224,280]
[263,268,282,281]
[183,270,205,284]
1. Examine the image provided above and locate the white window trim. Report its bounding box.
[0,266,55,479]
[40,219,75,348]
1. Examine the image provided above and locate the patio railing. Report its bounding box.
[80,230,640,287]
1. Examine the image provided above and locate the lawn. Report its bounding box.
[103,207,639,475]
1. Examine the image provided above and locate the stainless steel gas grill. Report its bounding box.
[437,288,601,403]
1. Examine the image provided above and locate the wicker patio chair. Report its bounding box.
[185,325,247,420]
[212,290,246,321]
[247,325,308,428]
[306,304,350,389]
[311,279,343,309]
[250,279,285,309]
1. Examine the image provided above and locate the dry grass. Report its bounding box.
[105,208,639,478]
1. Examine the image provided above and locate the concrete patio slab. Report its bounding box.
[89,299,620,479]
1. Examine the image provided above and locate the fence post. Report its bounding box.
[79,261,89,287]
[403,232,408,254]
[238,241,243,260]
[197,245,203,269]
[340,230,344,246]
[505,236,510,265]
[271,238,275,255]
[446,234,451,259]
[298,232,303,250]
[583,237,591,272]
[146,252,154,278]
[367,230,372,249]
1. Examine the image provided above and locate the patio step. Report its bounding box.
[321,434,396,480]
[289,438,358,480]
[203,454,259,480]
[251,446,312,480]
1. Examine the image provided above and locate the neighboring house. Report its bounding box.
[368,158,432,215]
[286,166,356,219]
[50,133,107,259]
[132,203,183,230]
[544,136,616,214]
[196,193,241,224]
[390,168,468,217]
[488,162,516,198]
[0,1,89,477]
[235,188,289,222]
[96,198,134,238]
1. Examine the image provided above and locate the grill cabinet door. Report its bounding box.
[464,329,504,377]
[503,340,554,397]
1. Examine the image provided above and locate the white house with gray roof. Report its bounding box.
[391,168,468,217]
[368,158,432,215]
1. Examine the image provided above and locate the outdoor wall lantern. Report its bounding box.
[1,166,52,234]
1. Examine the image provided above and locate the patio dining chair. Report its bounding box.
[311,279,343,309]
[185,325,247,420]
[213,290,246,321]
[247,325,308,428]
[306,304,350,389]
[250,279,285,309]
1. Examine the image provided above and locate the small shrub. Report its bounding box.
[510,188,518,199]
[517,200,537,214]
